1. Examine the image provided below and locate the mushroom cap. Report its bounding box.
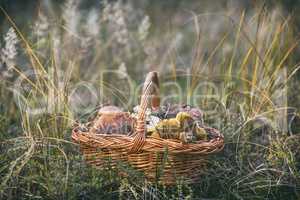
[98,106,123,115]
[176,112,194,131]
[154,118,181,133]
[194,126,207,140]
[93,111,136,134]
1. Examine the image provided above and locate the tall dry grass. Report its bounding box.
[0,1,299,199]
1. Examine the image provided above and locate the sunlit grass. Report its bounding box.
[0,2,299,200]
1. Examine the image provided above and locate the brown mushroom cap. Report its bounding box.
[97,106,123,115]
[93,110,136,134]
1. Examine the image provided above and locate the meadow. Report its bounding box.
[0,1,299,199]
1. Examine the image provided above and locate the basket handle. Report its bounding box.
[129,71,160,153]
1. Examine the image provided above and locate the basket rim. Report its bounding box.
[72,72,224,155]
[72,125,224,155]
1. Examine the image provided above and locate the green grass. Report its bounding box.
[0,2,300,200]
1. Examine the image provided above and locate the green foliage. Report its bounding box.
[0,1,299,200]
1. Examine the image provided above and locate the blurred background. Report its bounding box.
[0,1,299,199]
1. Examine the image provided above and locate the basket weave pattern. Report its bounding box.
[72,72,224,184]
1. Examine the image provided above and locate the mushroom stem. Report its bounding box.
[143,71,160,110]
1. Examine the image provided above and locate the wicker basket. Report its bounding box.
[72,72,224,185]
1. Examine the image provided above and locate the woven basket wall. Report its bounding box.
[72,72,224,185]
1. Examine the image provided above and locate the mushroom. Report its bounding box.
[148,112,207,143]
[91,106,136,134]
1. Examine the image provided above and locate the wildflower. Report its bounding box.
[103,0,130,45]
[0,28,18,78]
[138,16,151,41]
[63,0,80,35]
[102,0,113,22]
[86,9,100,36]
[34,12,49,37]
[1,28,18,62]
